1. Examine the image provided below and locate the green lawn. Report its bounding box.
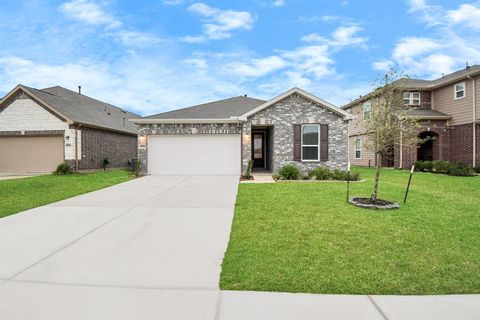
[220,167,480,295]
[0,170,134,218]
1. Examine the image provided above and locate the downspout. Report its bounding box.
[75,123,81,173]
[467,75,476,166]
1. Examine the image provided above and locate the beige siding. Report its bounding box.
[348,134,376,166]
[347,103,369,136]
[433,77,476,125]
[476,75,480,122]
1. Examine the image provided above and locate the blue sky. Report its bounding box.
[0,0,479,116]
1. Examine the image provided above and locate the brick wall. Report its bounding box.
[70,127,137,170]
[448,123,474,165]
[395,120,449,168]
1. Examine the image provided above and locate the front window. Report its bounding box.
[403,92,421,105]
[362,101,371,119]
[301,124,320,161]
[454,82,465,99]
[355,138,362,159]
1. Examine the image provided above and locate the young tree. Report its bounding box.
[364,70,421,203]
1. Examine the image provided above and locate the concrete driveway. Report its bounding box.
[0,175,239,319]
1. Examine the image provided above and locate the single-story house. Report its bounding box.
[133,87,352,176]
[0,85,138,173]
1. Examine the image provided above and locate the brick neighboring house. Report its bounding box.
[343,65,480,169]
[0,85,138,173]
[133,87,352,176]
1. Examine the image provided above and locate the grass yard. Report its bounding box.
[220,167,480,295]
[0,170,134,218]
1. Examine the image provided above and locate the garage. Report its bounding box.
[147,134,241,175]
[0,136,64,173]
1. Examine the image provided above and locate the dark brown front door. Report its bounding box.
[252,132,265,168]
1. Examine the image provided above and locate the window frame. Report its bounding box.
[403,92,421,106]
[362,101,371,119]
[301,124,320,162]
[454,82,466,100]
[354,137,362,159]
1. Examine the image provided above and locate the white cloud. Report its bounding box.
[271,0,285,7]
[181,3,254,42]
[301,33,327,43]
[392,37,441,63]
[0,55,246,116]
[183,58,208,70]
[301,25,367,48]
[372,60,395,72]
[225,56,286,77]
[59,0,120,28]
[374,1,480,78]
[162,0,184,5]
[331,25,368,47]
[447,3,480,30]
[114,31,163,46]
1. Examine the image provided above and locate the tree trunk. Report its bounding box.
[371,153,381,203]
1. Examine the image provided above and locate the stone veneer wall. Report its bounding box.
[242,94,349,173]
[137,123,242,176]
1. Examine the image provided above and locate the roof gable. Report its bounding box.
[0,85,138,134]
[239,87,352,120]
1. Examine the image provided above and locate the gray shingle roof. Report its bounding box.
[143,96,267,119]
[409,109,451,119]
[23,85,138,134]
[343,65,480,109]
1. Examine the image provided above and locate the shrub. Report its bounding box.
[309,166,332,180]
[277,164,300,180]
[449,162,475,176]
[432,160,451,174]
[54,162,73,175]
[348,172,361,181]
[474,166,480,174]
[332,169,349,181]
[415,160,433,172]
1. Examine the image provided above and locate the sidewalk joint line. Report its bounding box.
[7,278,218,292]
[367,295,389,320]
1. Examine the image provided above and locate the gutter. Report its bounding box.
[131,117,243,124]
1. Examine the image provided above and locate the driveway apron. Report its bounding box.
[0,175,239,319]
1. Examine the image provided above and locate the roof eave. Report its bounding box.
[408,115,452,120]
[131,117,242,124]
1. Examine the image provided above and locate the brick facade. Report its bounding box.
[68,127,137,170]
[448,123,474,165]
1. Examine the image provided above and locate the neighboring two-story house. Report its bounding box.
[343,65,480,169]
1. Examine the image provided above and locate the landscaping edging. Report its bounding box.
[348,197,400,210]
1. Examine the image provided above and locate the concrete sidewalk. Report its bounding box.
[218,291,480,320]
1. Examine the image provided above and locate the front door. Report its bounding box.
[252,132,265,168]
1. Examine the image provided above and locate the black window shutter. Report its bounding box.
[293,124,301,161]
[320,124,329,161]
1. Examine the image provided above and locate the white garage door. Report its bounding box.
[148,134,241,175]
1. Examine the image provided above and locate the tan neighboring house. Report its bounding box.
[343,65,480,169]
[0,85,138,173]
